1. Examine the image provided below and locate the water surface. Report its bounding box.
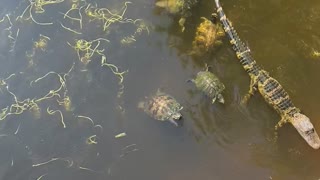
[0,0,320,179]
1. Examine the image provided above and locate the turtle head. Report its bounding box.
[210,13,218,24]
[217,94,225,104]
[171,112,182,120]
[170,106,183,120]
[290,113,320,149]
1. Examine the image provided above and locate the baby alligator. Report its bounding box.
[214,0,320,149]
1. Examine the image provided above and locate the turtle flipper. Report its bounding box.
[137,101,145,109]
[169,119,179,126]
[211,96,217,104]
[179,17,186,32]
[204,63,213,71]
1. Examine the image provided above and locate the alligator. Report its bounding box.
[213,0,320,149]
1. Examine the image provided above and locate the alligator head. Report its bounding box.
[290,113,320,149]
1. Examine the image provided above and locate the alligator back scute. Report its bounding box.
[257,72,299,116]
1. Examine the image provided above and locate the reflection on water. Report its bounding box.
[0,0,320,179]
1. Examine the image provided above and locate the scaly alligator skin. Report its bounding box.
[214,0,320,149]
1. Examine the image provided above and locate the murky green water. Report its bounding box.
[0,0,320,179]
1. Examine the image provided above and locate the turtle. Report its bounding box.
[190,14,225,56]
[138,90,183,126]
[188,66,225,104]
[155,0,185,14]
[155,0,198,32]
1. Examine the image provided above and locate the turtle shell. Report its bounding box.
[191,17,224,56]
[155,0,199,32]
[155,0,197,14]
[193,70,225,103]
[155,0,185,14]
[139,91,183,122]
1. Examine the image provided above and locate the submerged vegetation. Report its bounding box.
[0,0,150,177]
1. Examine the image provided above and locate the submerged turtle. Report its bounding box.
[191,14,225,56]
[155,0,198,32]
[188,66,225,104]
[155,0,184,14]
[138,90,183,126]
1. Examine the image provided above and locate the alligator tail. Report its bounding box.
[214,0,260,76]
